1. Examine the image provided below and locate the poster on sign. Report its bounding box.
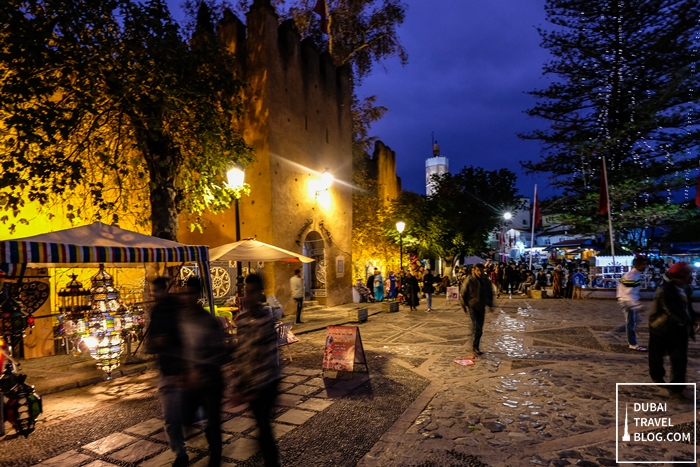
[322,325,367,373]
[446,286,459,302]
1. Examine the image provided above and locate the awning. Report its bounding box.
[0,222,214,310]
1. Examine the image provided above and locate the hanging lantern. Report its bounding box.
[0,284,26,339]
[58,274,91,354]
[83,265,125,378]
[2,373,43,438]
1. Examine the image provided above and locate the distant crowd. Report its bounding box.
[354,256,698,306]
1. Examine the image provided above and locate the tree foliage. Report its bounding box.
[386,167,521,264]
[0,0,253,239]
[521,0,700,251]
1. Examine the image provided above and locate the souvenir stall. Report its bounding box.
[590,255,635,288]
[0,222,215,380]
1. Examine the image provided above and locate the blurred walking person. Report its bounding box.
[461,263,494,355]
[617,256,649,351]
[551,265,564,298]
[145,277,189,467]
[236,274,282,466]
[648,262,698,399]
[290,269,304,324]
[180,277,227,467]
[423,268,436,312]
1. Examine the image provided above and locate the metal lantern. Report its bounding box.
[2,373,43,438]
[58,274,91,321]
[58,275,91,354]
[0,284,26,340]
[83,265,125,378]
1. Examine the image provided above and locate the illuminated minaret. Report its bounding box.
[426,138,449,196]
[622,404,631,442]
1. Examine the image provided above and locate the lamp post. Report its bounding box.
[396,221,405,271]
[502,212,512,263]
[227,165,245,287]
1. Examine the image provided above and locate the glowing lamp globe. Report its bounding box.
[226,166,245,188]
[396,221,406,234]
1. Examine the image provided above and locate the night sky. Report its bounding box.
[357,0,552,198]
[168,0,554,199]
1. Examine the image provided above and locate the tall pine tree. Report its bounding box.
[521,0,700,251]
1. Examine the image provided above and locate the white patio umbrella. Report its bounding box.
[210,238,315,263]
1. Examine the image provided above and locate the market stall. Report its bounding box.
[0,222,215,377]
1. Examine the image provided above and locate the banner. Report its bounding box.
[322,325,367,372]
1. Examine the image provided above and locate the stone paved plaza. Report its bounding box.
[2,296,699,466]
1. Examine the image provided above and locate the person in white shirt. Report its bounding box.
[616,256,649,351]
[290,269,304,324]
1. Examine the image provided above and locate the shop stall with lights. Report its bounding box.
[0,222,215,379]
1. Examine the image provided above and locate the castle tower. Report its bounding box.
[426,140,449,195]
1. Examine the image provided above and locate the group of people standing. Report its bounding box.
[147,274,282,467]
[357,267,445,312]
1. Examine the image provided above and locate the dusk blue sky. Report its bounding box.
[356,0,552,198]
[167,0,554,199]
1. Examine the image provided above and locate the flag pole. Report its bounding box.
[602,156,616,269]
[529,185,537,270]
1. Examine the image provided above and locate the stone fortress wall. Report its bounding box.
[179,0,353,309]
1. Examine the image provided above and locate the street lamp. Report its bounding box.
[226,164,245,286]
[396,221,405,271]
[501,212,512,262]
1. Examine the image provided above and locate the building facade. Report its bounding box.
[179,0,354,309]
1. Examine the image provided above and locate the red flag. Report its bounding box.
[533,187,541,227]
[695,165,700,208]
[313,0,329,34]
[598,157,609,215]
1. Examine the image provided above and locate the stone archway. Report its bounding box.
[302,231,326,301]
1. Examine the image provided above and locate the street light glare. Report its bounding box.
[504,212,512,220]
[321,169,334,190]
[396,221,405,233]
[226,165,245,188]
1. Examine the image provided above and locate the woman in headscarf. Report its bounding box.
[552,264,564,298]
[374,269,384,302]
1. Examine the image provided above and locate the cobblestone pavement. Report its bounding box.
[357,297,700,467]
[2,296,699,466]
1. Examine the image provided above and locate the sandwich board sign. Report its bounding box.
[322,325,368,374]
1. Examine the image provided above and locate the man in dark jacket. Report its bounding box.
[236,274,282,467]
[648,262,697,399]
[461,263,494,355]
[179,277,226,467]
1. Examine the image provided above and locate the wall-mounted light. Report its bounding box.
[319,169,334,193]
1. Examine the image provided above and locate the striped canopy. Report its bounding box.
[0,222,215,311]
[0,222,208,267]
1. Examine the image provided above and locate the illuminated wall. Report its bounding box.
[179,1,353,308]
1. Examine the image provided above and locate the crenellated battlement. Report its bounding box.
[217,5,352,113]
